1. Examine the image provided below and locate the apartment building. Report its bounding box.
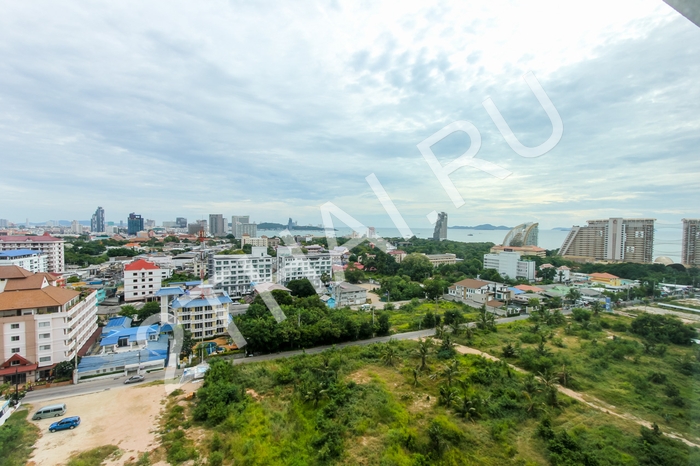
[682,219,700,267]
[127,213,144,235]
[0,233,65,273]
[559,218,655,263]
[448,278,512,305]
[489,245,546,258]
[209,214,226,237]
[241,234,268,248]
[332,282,368,306]
[123,259,172,302]
[168,285,231,338]
[208,247,274,296]
[425,253,457,267]
[0,249,48,273]
[483,251,535,281]
[0,266,98,384]
[277,252,332,288]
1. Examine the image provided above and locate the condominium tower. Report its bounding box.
[682,219,700,267]
[559,218,655,263]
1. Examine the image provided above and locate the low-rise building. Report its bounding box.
[332,282,368,306]
[241,234,268,248]
[489,245,546,258]
[588,272,621,287]
[169,285,232,338]
[277,252,332,288]
[425,253,457,267]
[208,247,274,296]
[0,233,65,273]
[483,251,535,281]
[0,249,48,273]
[123,259,172,302]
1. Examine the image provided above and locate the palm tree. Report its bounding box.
[463,325,474,343]
[438,384,458,407]
[591,300,603,317]
[381,342,399,367]
[566,288,582,305]
[538,369,559,406]
[557,364,574,388]
[450,320,461,336]
[412,366,421,387]
[304,381,328,407]
[416,338,433,371]
[432,359,460,387]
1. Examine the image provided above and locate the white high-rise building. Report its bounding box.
[277,251,332,288]
[70,220,82,234]
[560,218,655,263]
[0,233,65,273]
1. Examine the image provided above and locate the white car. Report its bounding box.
[124,375,145,384]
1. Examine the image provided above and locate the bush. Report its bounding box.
[630,314,697,345]
[572,308,592,322]
[519,333,540,344]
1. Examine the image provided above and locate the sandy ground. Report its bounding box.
[28,383,169,466]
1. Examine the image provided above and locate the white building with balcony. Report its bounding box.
[483,251,535,281]
[208,247,274,297]
[277,252,332,288]
[0,249,48,273]
[167,285,232,339]
[0,233,65,273]
[0,266,98,384]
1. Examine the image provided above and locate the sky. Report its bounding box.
[0,0,698,231]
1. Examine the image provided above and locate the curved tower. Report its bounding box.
[502,222,539,247]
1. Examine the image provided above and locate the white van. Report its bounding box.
[32,403,67,420]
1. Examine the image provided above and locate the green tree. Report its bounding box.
[417,338,433,371]
[139,301,162,321]
[119,305,139,319]
[398,253,434,281]
[423,278,446,300]
[287,279,317,298]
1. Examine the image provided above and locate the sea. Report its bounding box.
[259,225,684,263]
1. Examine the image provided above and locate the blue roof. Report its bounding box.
[78,334,169,373]
[508,287,525,295]
[154,287,185,297]
[171,295,233,309]
[101,324,159,346]
[185,281,203,286]
[103,316,132,332]
[0,249,40,258]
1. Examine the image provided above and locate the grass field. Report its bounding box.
[454,310,700,443]
[155,337,699,465]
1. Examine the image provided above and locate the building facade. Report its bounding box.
[0,233,65,273]
[169,285,231,339]
[502,222,539,247]
[0,249,48,273]
[241,235,268,248]
[425,253,457,267]
[277,252,332,288]
[209,214,226,237]
[559,218,655,263]
[208,248,274,296]
[0,266,98,384]
[127,213,144,235]
[432,212,448,241]
[682,219,699,267]
[91,207,105,233]
[123,259,172,302]
[332,282,368,306]
[483,251,535,281]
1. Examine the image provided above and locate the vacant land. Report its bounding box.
[27,383,168,466]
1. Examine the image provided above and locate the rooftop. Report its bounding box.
[124,259,160,271]
[0,233,63,243]
[0,249,43,258]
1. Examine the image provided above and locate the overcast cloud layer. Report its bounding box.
[0,0,698,230]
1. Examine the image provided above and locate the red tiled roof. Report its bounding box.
[0,265,34,279]
[0,286,80,312]
[124,259,160,271]
[515,284,544,293]
[1,353,33,369]
[0,234,62,242]
[0,363,38,376]
[454,278,489,289]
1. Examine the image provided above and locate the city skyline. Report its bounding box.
[0,1,698,230]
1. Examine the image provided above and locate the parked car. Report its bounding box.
[124,375,145,384]
[32,403,67,420]
[49,416,80,433]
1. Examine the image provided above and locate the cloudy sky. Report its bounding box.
[0,0,698,231]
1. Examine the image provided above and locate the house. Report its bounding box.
[332,282,367,306]
[448,278,490,303]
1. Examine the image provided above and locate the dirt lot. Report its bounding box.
[27,383,170,466]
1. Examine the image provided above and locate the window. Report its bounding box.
[40,345,51,351]
[11,348,20,354]
[11,336,20,341]
[39,333,50,339]
[38,321,50,328]
[39,356,51,363]
[10,323,20,329]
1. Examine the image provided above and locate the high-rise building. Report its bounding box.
[176,217,187,229]
[70,220,82,234]
[91,206,105,233]
[483,251,535,280]
[503,222,539,247]
[681,219,700,267]
[232,216,257,238]
[127,213,144,235]
[145,219,156,230]
[208,247,274,296]
[0,219,9,228]
[560,218,655,263]
[432,212,448,241]
[209,214,226,237]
